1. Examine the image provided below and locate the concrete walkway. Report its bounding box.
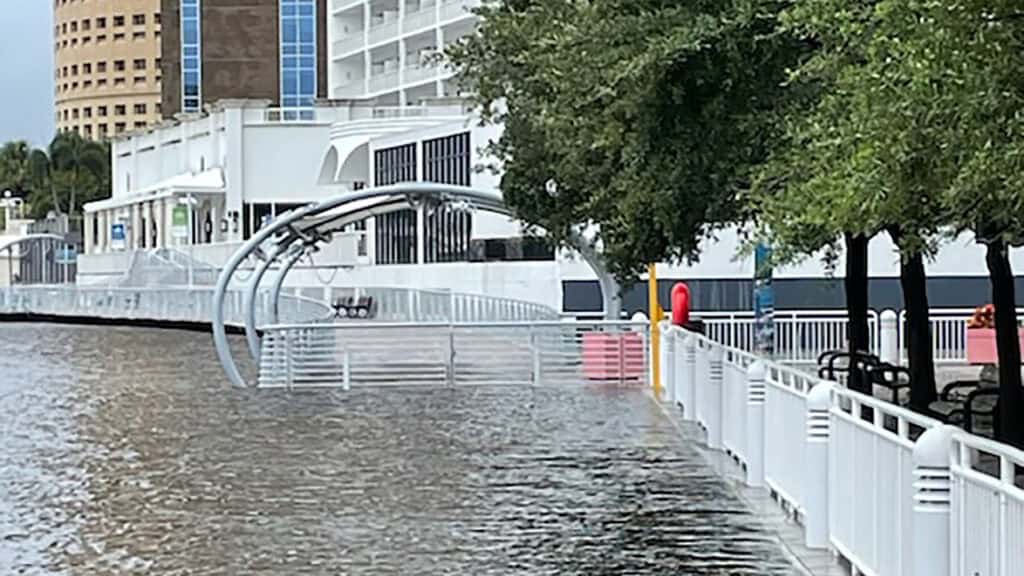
[658,404,847,576]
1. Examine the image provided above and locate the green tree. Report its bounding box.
[27,132,109,218]
[449,0,808,280]
[0,141,34,196]
[754,0,949,407]
[758,0,1024,442]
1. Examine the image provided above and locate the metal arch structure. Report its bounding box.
[0,233,78,286]
[211,182,623,388]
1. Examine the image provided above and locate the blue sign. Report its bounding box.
[754,243,775,355]
[56,246,77,264]
[111,223,126,250]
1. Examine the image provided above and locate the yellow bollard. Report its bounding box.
[649,263,664,398]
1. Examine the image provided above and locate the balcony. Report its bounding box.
[402,6,437,34]
[368,70,400,93]
[332,35,365,58]
[441,0,480,21]
[331,0,364,13]
[368,12,400,45]
[403,62,437,86]
[333,82,367,99]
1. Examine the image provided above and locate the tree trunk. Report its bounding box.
[845,233,871,394]
[985,240,1024,448]
[899,251,937,410]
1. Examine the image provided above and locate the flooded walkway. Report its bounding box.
[1,324,798,574]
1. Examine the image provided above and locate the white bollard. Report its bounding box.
[745,361,767,487]
[911,425,955,576]
[706,345,725,450]
[880,309,900,365]
[804,381,833,549]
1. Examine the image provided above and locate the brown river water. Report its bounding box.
[0,323,796,575]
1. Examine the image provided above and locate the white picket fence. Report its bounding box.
[660,322,1024,576]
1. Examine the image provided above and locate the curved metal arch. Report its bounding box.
[212,183,622,388]
[270,246,309,324]
[0,233,70,254]
[0,233,77,286]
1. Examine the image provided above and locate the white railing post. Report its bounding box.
[804,381,833,549]
[684,336,698,420]
[911,425,955,576]
[663,325,676,403]
[880,308,900,365]
[673,332,686,410]
[342,346,352,391]
[531,328,541,386]
[707,344,724,450]
[745,361,767,487]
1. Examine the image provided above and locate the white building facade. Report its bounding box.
[328,0,480,104]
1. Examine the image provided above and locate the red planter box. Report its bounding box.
[582,332,646,382]
[966,328,1024,364]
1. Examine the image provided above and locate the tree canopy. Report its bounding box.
[0,132,110,219]
[449,0,808,279]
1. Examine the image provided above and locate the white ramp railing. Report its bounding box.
[257,320,648,389]
[0,285,329,327]
[660,322,1024,576]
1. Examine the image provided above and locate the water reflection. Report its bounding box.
[1,324,795,574]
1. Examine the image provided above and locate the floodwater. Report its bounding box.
[1,323,796,575]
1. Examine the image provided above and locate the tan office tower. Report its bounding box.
[54,0,163,140]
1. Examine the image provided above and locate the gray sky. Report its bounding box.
[0,1,54,147]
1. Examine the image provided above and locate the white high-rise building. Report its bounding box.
[327,0,481,105]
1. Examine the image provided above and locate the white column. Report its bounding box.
[83,212,94,255]
[143,201,152,249]
[880,309,900,365]
[911,425,955,576]
[745,361,766,487]
[416,203,425,264]
[804,382,833,549]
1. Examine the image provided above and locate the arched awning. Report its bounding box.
[317,135,371,185]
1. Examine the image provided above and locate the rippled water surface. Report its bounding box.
[1,323,795,575]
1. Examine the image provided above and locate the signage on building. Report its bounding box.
[110,223,126,251]
[754,243,775,355]
[172,205,189,239]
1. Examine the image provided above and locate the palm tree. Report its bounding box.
[28,132,108,216]
[0,141,34,196]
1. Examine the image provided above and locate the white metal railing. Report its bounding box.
[697,307,1017,366]
[0,285,330,327]
[698,309,880,364]
[292,285,559,323]
[659,322,1024,576]
[257,320,648,389]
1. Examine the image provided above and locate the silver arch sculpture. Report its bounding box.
[211,182,623,388]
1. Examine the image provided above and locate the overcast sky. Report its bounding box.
[0,1,55,147]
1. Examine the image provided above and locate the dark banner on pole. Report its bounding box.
[754,244,775,355]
